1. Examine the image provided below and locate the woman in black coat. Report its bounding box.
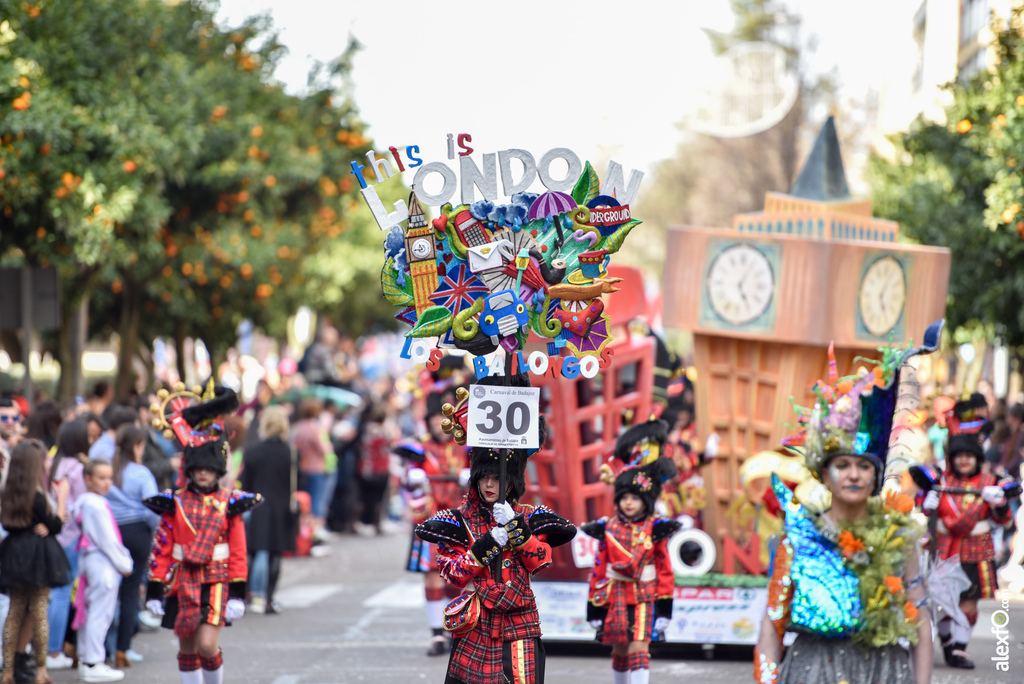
[240,406,296,613]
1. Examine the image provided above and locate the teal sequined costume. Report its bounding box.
[768,476,913,684]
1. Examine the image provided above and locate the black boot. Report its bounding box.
[941,639,954,666]
[13,653,35,684]
[946,642,975,669]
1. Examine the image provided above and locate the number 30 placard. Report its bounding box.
[466,385,541,449]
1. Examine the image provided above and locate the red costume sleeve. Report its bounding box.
[150,513,176,584]
[937,493,989,536]
[226,511,248,583]
[437,541,489,588]
[513,534,552,574]
[588,539,609,595]
[653,537,674,600]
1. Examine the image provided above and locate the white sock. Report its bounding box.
[937,617,952,643]
[952,620,973,645]
[613,670,630,684]
[201,665,223,684]
[630,668,650,684]
[425,599,444,630]
[179,670,203,684]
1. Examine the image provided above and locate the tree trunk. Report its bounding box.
[115,284,142,400]
[174,319,188,385]
[57,295,88,402]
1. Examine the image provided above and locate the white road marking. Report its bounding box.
[362,580,425,608]
[256,640,428,649]
[273,584,342,608]
[344,606,384,639]
[271,676,300,684]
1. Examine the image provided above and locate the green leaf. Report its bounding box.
[572,161,601,206]
[381,258,413,306]
[406,305,452,337]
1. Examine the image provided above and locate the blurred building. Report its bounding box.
[876,0,1013,153]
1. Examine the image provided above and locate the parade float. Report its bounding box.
[358,120,951,649]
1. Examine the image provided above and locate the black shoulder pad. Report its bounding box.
[142,491,175,516]
[579,518,607,540]
[528,506,577,548]
[651,518,682,543]
[416,509,471,546]
[227,491,263,517]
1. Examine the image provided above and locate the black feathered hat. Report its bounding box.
[183,438,231,478]
[614,417,669,466]
[613,458,677,514]
[944,392,988,477]
[180,383,239,479]
[179,384,240,431]
[469,447,530,502]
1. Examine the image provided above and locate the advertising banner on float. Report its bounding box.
[533,581,767,645]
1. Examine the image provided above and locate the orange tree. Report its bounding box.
[0,0,401,397]
[869,9,1024,354]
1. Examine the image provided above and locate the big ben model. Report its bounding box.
[662,117,951,564]
[405,192,439,316]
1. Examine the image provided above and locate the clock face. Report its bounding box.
[706,244,775,326]
[858,255,906,336]
[407,236,435,262]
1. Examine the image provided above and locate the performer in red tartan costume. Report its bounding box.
[583,456,679,684]
[143,386,262,684]
[923,394,1013,670]
[395,394,471,656]
[415,443,576,684]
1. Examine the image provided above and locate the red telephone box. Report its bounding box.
[523,265,656,581]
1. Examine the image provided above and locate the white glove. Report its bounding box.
[145,599,164,616]
[406,467,428,488]
[982,485,1006,506]
[921,490,940,513]
[704,433,720,459]
[588,619,603,630]
[654,617,671,633]
[225,598,245,621]
[493,501,516,525]
[490,526,509,547]
[458,468,471,489]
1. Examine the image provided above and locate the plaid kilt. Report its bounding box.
[445,635,545,684]
[406,529,434,573]
[598,582,653,645]
[161,583,230,630]
[961,560,998,601]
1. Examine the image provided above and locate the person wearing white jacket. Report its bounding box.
[72,460,132,683]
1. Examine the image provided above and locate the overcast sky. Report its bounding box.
[214,0,893,192]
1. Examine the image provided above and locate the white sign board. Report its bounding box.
[466,385,540,449]
[533,581,767,645]
[571,530,599,568]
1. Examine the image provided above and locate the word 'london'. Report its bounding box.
[351,133,645,231]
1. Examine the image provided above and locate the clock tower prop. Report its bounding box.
[662,117,951,567]
[404,192,439,316]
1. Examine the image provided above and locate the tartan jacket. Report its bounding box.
[582,513,679,622]
[935,471,1013,563]
[417,491,576,641]
[144,485,261,601]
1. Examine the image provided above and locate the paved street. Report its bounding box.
[48,527,1024,683]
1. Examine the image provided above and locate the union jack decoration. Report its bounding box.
[430,264,489,347]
